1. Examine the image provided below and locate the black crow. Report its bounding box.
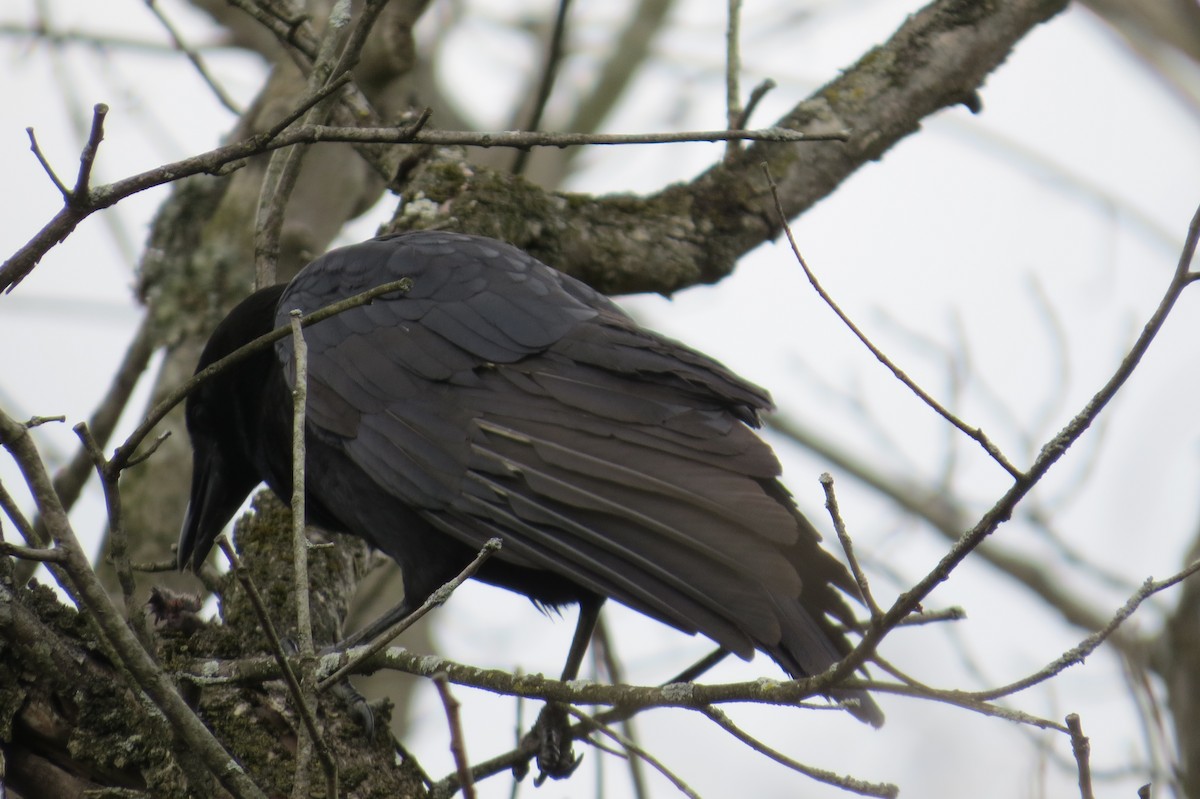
[178,231,883,729]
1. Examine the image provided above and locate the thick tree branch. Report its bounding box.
[387,0,1070,295]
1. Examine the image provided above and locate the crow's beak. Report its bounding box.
[177,443,256,571]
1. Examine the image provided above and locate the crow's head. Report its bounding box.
[177,285,285,571]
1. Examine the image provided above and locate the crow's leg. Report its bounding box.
[520,595,604,783]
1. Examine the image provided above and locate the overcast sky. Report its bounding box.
[2,2,1199,796]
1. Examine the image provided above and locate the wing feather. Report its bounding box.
[273,231,865,693]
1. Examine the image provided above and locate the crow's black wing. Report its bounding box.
[277,232,870,711]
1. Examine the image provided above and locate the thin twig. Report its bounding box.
[563,0,672,138]
[1065,713,1095,799]
[769,411,1124,644]
[509,671,525,799]
[255,0,358,288]
[826,200,1200,687]
[724,0,742,162]
[123,431,170,468]
[224,0,318,65]
[327,0,391,81]
[0,477,40,547]
[0,541,66,563]
[110,277,413,473]
[217,538,338,796]
[566,706,702,799]
[73,422,149,644]
[861,681,1067,731]
[72,103,108,198]
[281,302,335,792]
[144,0,241,114]
[762,162,1023,480]
[288,311,314,658]
[24,415,65,428]
[317,538,502,690]
[432,671,476,799]
[592,618,649,799]
[701,707,897,797]
[218,0,398,178]
[734,78,776,130]
[2,125,839,293]
[839,607,966,633]
[969,561,1200,703]
[260,72,356,144]
[50,314,155,514]
[201,644,1069,732]
[25,127,70,198]
[0,21,210,54]
[819,472,881,618]
[512,0,573,176]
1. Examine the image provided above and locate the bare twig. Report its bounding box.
[826,200,1200,686]
[591,617,649,799]
[2,122,829,293]
[701,707,897,798]
[260,72,357,144]
[110,277,413,473]
[1066,713,1095,799]
[762,162,1023,480]
[819,472,881,618]
[72,103,108,198]
[24,415,65,428]
[432,671,476,799]
[50,314,155,515]
[123,431,170,468]
[25,126,70,198]
[0,477,40,547]
[287,311,314,657]
[333,648,868,715]
[512,0,573,176]
[196,642,1074,734]
[970,561,1200,703]
[280,302,335,792]
[840,607,966,633]
[768,412,1122,643]
[565,706,702,799]
[217,537,338,798]
[144,0,241,114]
[0,541,67,563]
[317,537,503,690]
[72,422,148,644]
[724,0,743,162]
[255,0,370,288]
[734,78,776,130]
[0,21,215,54]
[223,0,318,66]
[508,673,526,799]
[563,0,673,138]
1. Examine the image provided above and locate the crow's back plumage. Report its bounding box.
[179,231,883,726]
